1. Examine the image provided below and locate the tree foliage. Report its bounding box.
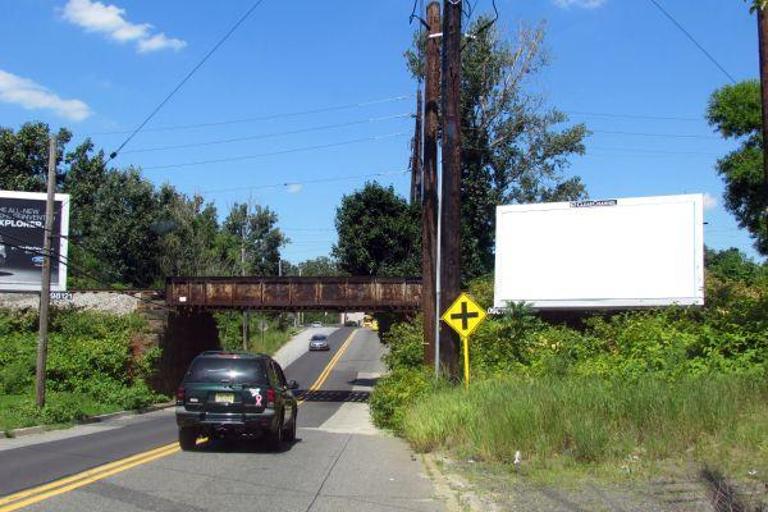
[0,122,288,288]
[333,182,420,276]
[407,17,588,278]
[706,80,768,255]
[295,256,343,277]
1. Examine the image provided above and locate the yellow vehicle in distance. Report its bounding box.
[362,314,378,331]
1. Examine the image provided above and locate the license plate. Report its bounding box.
[214,393,235,404]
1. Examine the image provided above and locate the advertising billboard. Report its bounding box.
[0,191,70,292]
[493,194,704,310]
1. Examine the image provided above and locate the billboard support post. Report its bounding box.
[35,137,57,408]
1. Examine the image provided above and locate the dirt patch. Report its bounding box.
[425,454,768,512]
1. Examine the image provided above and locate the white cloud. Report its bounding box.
[703,193,718,211]
[0,69,92,121]
[554,0,606,8]
[137,33,186,54]
[61,0,186,54]
[285,183,303,194]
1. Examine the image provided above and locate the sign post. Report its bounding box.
[440,292,486,389]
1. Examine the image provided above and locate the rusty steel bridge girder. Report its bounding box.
[166,276,422,312]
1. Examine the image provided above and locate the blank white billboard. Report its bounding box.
[494,194,704,309]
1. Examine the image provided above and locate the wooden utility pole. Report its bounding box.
[758,7,768,207]
[422,1,441,367]
[410,90,424,204]
[241,226,249,350]
[439,0,462,375]
[35,136,57,408]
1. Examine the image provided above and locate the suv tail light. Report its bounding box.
[176,386,185,403]
[266,388,276,408]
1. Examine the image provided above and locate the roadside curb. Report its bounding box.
[0,401,175,439]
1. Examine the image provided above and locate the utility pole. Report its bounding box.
[439,0,462,376]
[241,223,249,351]
[410,89,424,204]
[758,6,768,210]
[422,1,441,368]
[35,136,57,408]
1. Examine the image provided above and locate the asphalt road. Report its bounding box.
[0,327,443,512]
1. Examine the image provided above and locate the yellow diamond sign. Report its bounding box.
[441,292,487,338]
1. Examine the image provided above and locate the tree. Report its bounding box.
[0,122,292,287]
[219,203,287,276]
[705,246,766,283]
[0,122,70,192]
[296,256,343,277]
[707,80,768,255]
[154,187,222,277]
[333,182,420,276]
[407,18,588,279]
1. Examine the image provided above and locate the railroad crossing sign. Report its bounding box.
[441,292,487,338]
[441,292,487,388]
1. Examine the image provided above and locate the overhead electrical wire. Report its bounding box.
[143,132,409,171]
[200,169,408,195]
[108,0,269,160]
[565,110,700,122]
[591,129,718,139]
[120,113,412,154]
[94,94,414,137]
[0,231,174,312]
[646,0,737,84]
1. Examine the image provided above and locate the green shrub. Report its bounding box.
[214,311,295,354]
[0,309,164,420]
[5,395,90,427]
[0,358,34,394]
[382,317,424,371]
[369,367,434,433]
[468,274,494,310]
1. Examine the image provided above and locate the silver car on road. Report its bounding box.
[308,334,330,351]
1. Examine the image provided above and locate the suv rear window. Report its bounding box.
[311,335,327,341]
[184,357,269,385]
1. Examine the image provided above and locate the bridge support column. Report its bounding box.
[138,298,221,395]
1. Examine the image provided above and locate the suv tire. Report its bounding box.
[178,427,198,451]
[267,414,284,451]
[284,409,297,442]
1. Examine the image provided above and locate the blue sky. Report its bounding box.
[0,0,761,263]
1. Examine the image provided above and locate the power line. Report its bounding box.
[565,110,700,122]
[0,231,174,312]
[200,169,408,195]
[589,145,721,156]
[108,0,268,160]
[143,132,409,171]
[93,94,414,137]
[591,129,718,140]
[282,228,336,232]
[120,114,412,154]
[646,0,737,84]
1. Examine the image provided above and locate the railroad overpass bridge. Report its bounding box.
[149,276,421,393]
[165,276,422,312]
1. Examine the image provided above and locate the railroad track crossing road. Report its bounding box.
[0,327,444,512]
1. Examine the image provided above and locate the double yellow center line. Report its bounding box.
[298,328,357,404]
[0,328,358,511]
[0,443,179,511]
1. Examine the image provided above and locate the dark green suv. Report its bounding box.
[175,351,299,451]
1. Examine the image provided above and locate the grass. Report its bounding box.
[0,392,128,433]
[401,375,768,479]
[246,325,300,356]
